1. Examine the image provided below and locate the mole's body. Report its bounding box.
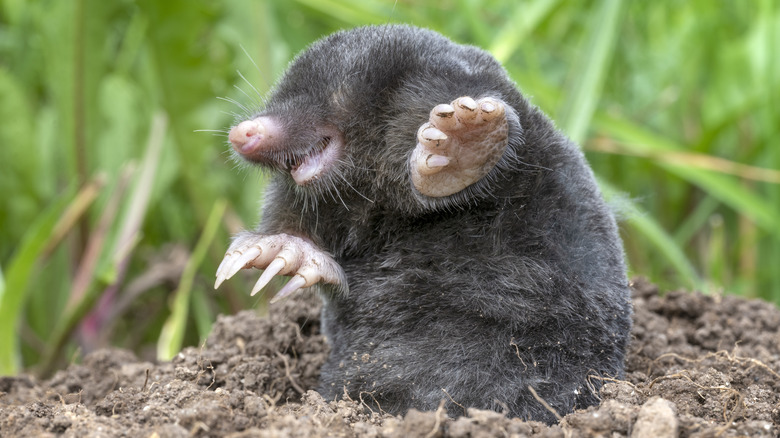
[216,25,632,424]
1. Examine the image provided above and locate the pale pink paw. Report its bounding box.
[410,96,509,197]
[214,233,346,302]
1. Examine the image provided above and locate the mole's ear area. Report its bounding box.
[409,96,512,198]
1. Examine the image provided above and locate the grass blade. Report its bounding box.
[66,166,134,312]
[488,0,561,63]
[157,198,227,361]
[0,186,77,375]
[289,0,392,25]
[594,115,780,239]
[601,180,703,291]
[558,0,622,144]
[37,113,167,376]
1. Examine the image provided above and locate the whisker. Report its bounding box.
[234,84,262,110]
[217,96,252,114]
[240,44,270,90]
[515,159,553,172]
[237,69,266,104]
[338,172,374,204]
[329,182,350,211]
[194,129,229,134]
[219,110,242,118]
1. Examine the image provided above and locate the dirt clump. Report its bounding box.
[1,278,779,437]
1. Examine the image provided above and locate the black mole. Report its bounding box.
[215,24,632,424]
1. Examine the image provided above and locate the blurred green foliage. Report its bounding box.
[0,0,778,375]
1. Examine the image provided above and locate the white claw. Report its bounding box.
[422,126,448,142]
[216,233,346,298]
[426,154,450,169]
[214,253,235,289]
[270,275,307,303]
[251,257,287,296]
[433,104,455,118]
[224,245,262,284]
[457,96,477,111]
[216,253,231,276]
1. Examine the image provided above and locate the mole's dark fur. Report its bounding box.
[241,25,631,424]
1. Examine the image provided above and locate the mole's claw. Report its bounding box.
[214,252,236,289]
[454,96,478,121]
[412,150,450,176]
[251,257,286,296]
[478,98,505,122]
[430,104,458,131]
[433,103,455,118]
[225,245,262,284]
[270,275,307,303]
[215,238,265,289]
[217,232,347,298]
[426,154,450,169]
[419,125,448,145]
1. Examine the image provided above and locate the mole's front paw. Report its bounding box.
[410,96,510,197]
[214,232,346,302]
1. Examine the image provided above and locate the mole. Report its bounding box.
[215,24,632,424]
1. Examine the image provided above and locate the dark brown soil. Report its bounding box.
[2,278,779,437]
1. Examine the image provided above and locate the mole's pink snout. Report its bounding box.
[229,119,266,156]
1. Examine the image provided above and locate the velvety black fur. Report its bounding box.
[241,25,631,424]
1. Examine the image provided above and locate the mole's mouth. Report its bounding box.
[286,135,342,185]
[285,137,330,171]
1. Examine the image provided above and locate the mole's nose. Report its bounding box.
[229,119,266,155]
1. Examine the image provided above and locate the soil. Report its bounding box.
[2,278,779,437]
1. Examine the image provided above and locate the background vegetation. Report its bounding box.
[1,0,778,376]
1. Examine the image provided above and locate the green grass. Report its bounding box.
[1,0,778,375]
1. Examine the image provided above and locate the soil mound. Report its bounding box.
[2,279,779,437]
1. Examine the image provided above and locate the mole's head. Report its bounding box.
[227,25,515,209]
